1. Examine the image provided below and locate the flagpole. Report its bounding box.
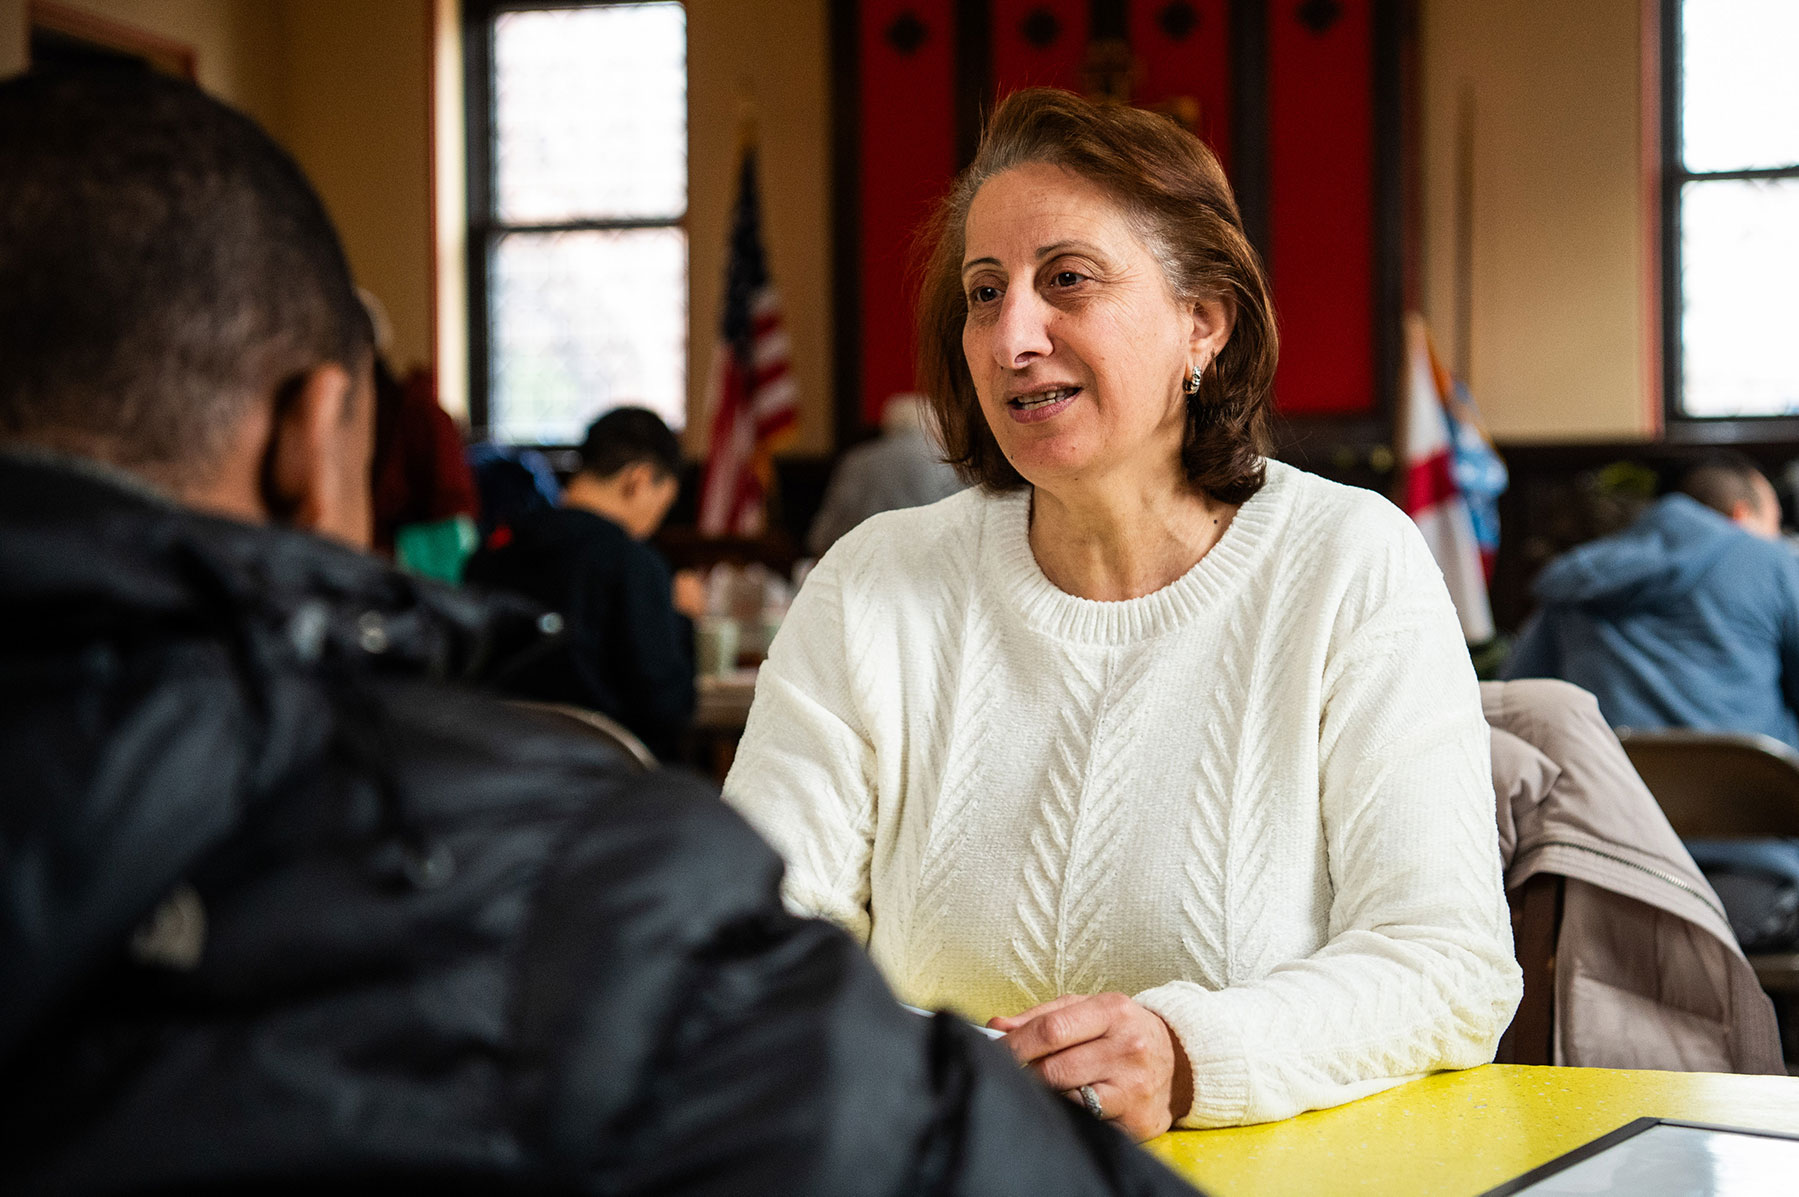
[735,77,757,157]
[1454,86,1476,387]
[697,91,798,538]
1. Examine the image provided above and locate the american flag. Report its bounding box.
[698,148,797,535]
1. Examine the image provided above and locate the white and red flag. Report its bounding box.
[697,147,797,535]
[1399,312,1497,644]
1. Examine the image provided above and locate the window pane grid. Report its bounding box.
[1670,0,1799,420]
[492,3,687,225]
[490,228,689,444]
[480,1,689,442]
[1678,178,1799,418]
[1679,0,1799,175]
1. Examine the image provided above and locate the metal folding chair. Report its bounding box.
[510,700,659,772]
[1616,728,1799,996]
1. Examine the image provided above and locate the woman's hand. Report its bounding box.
[988,992,1193,1142]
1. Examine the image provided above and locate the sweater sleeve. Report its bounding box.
[722,549,879,943]
[1134,545,1523,1128]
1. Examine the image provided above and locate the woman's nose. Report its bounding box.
[991,289,1053,367]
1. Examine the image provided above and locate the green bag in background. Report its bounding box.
[394,514,479,584]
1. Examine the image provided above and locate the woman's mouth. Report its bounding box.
[1006,386,1080,423]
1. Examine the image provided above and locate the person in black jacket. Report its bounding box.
[0,70,1198,1197]
[466,408,697,759]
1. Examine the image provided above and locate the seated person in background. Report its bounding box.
[1504,452,1799,749]
[806,391,964,554]
[725,87,1521,1139]
[0,71,1199,1197]
[366,296,480,582]
[469,440,561,537]
[465,408,696,759]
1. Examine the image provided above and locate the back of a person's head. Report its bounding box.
[578,407,682,481]
[0,69,370,484]
[1677,452,1769,520]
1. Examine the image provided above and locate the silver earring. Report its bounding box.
[1182,363,1203,396]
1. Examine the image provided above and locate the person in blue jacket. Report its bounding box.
[1505,452,1799,749]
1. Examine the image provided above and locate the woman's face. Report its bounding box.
[959,162,1228,495]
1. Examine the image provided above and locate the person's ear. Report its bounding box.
[1188,294,1236,370]
[262,362,372,547]
[617,460,656,502]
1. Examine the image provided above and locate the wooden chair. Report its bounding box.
[1496,872,1563,1066]
[1615,728,1799,996]
[509,700,658,772]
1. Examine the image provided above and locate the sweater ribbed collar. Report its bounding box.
[985,459,1296,646]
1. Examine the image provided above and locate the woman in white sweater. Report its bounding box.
[724,89,1521,1140]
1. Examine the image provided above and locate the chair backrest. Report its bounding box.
[1615,728,1799,838]
[510,701,658,772]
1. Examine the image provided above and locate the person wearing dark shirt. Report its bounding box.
[467,408,696,758]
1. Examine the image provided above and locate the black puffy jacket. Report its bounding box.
[0,456,1197,1196]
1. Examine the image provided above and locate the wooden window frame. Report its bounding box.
[462,0,688,443]
[1659,0,1799,442]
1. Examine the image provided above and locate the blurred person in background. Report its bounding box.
[464,407,698,760]
[468,439,562,538]
[807,391,964,555]
[0,69,1203,1197]
[1505,452,1799,749]
[362,289,481,582]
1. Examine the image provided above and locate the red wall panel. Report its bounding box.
[1130,0,1232,173]
[858,0,958,424]
[1267,0,1376,416]
[991,0,1088,99]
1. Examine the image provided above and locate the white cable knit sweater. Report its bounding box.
[724,460,1522,1127]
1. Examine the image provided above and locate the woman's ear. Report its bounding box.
[264,361,374,548]
[1188,294,1236,367]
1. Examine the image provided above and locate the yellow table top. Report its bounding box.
[1144,1064,1799,1196]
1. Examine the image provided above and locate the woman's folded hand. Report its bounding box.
[989,992,1193,1142]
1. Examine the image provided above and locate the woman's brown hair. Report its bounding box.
[916,87,1278,503]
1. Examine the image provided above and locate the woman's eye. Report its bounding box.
[1050,271,1084,288]
[968,285,1001,305]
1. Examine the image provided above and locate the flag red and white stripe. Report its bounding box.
[698,149,797,535]
[1399,313,1495,643]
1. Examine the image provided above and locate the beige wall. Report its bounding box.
[1,0,833,450]
[1,0,437,377]
[687,0,832,455]
[280,0,435,376]
[1419,0,1655,442]
[10,1,1648,449]
[0,0,26,75]
[25,0,286,129]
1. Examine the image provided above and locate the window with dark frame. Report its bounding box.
[1663,0,1799,424]
[465,0,689,445]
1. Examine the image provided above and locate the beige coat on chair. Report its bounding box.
[1484,678,1784,1074]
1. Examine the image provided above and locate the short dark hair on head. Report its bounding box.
[0,70,371,477]
[916,87,1278,503]
[578,407,682,481]
[1677,451,1770,519]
